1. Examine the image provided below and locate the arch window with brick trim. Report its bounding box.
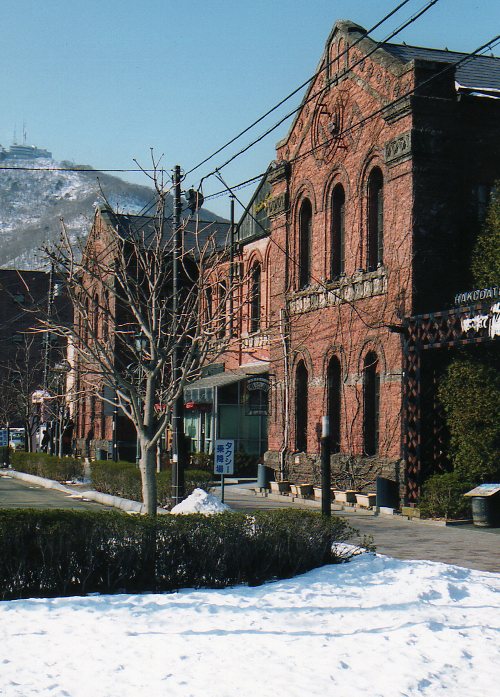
[102,289,110,342]
[205,285,213,326]
[249,261,261,333]
[363,351,380,456]
[327,355,342,453]
[298,198,312,289]
[295,360,308,452]
[331,184,345,278]
[217,281,227,339]
[367,167,384,271]
[92,293,99,339]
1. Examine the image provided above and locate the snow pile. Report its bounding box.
[0,554,498,696]
[170,487,231,515]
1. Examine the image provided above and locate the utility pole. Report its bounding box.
[171,165,186,505]
[42,263,54,392]
[229,195,235,337]
[321,415,331,517]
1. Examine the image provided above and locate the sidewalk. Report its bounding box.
[217,482,500,573]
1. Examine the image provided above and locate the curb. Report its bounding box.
[0,469,169,515]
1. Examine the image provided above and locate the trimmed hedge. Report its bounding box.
[89,461,213,507]
[10,451,84,482]
[189,450,258,477]
[419,472,474,520]
[0,508,367,600]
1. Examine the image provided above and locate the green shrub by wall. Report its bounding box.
[419,472,474,520]
[10,451,84,482]
[90,461,213,508]
[0,508,366,600]
[438,355,500,483]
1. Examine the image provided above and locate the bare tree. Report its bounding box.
[40,161,242,514]
[0,335,47,451]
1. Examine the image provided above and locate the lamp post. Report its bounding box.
[112,390,118,462]
[321,415,331,517]
[171,165,186,505]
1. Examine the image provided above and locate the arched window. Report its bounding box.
[217,281,227,338]
[367,168,384,271]
[298,199,312,289]
[205,285,213,326]
[84,297,90,343]
[250,262,261,333]
[93,294,99,339]
[331,184,345,278]
[295,361,308,452]
[327,356,341,453]
[102,290,109,342]
[363,351,380,456]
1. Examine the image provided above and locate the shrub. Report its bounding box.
[10,451,84,482]
[189,451,213,471]
[0,508,366,600]
[438,355,500,482]
[189,451,258,477]
[90,461,213,508]
[90,460,142,500]
[234,451,258,477]
[419,472,474,520]
[157,468,213,508]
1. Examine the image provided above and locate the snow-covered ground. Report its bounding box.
[1,553,499,697]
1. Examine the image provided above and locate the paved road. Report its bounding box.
[0,474,114,511]
[219,484,500,573]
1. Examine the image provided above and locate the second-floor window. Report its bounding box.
[295,360,308,452]
[250,262,261,333]
[299,198,312,289]
[218,281,227,339]
[367,167,384,271]
[331,184,345,278]
[363,351,380,456]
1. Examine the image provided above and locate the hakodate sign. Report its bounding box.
[454,286,499,306]
[460,302,500,340]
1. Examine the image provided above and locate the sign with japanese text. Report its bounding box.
[214,439,235,475]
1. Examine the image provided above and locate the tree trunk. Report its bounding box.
[139,444,158,515]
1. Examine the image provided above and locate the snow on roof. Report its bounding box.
[170,488,231,515]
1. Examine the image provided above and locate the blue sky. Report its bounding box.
[1,0,498,217]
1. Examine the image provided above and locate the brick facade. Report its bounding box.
[216,21,500,499]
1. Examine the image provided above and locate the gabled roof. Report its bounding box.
[97,205,231,254]
[278,20,500,148]
[383,43,500,95]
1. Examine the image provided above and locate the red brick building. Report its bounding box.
[204,20,499,500]
[0,268,69,447]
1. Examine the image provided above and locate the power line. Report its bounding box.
[204,33,500,202]
[185,0,416,177]
[198,0,441,182]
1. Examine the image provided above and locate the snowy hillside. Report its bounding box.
[0,158,223,270]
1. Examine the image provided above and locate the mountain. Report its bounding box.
[0,157,224,269]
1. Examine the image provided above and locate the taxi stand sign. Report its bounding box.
[214,439,235,475]
[214,439,235,504]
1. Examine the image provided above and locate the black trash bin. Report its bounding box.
[465,485,500,527]
[376,476,399,509]
[257,463,273,490]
